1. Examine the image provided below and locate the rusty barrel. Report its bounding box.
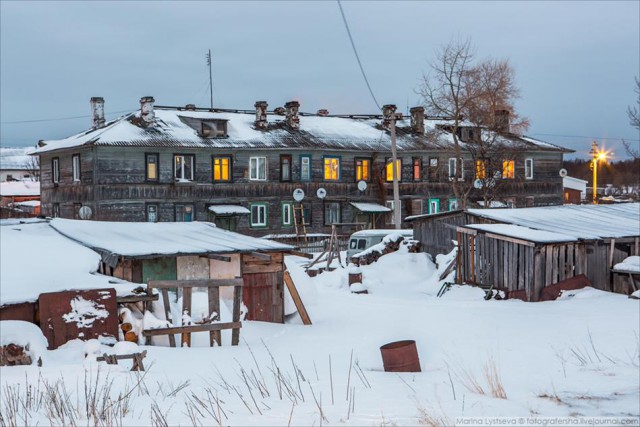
[380,340,421,372]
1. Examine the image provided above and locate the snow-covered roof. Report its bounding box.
[350,228,413,238]
[208,205,250,215]
[350,202,391,213]
[14,200,40,207]
[33,106,570,154]
[463,223,577,244]
[0,180,40,196]
[467,203,640,240]
[563,176,588,191]
[49,218,293,259]
[0,220,138,305]
[0,147,35,170]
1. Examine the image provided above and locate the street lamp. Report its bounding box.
[589,141,611,204]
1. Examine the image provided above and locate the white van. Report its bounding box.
[346,229,413,260]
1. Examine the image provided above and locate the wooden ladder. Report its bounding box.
[293,204,308,244]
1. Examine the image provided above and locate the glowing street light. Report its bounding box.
[589,141,611,204]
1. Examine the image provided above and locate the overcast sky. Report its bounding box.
[1,1,638,159]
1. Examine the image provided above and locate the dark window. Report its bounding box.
[324,202,340,225]
[147,204,158,222]
[201,120,228,138]
[175,204,194,222]
[174,154,194,181]
[213,156,232,182]
[357,239,366,250]
[146,153,159,182]
[280,155,292,182]
[300,155,312,181]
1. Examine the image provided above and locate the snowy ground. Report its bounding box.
[1,248,639,426]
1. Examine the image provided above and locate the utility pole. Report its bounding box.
[384,104,402,229]
[206,49,213,109]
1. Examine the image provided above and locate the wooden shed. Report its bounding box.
[456,203,640,301]
[50,219,294,323]
[406,210,464,257]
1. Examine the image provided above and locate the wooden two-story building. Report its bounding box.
[33,96,570,236]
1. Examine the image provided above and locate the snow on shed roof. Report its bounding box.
[0,220,138,305]
[33,105,570,154]
[467,203,640,240]
[463,223,577,244]
[350,202,391,213]
[0,180,40,196]
[49,218,293,259]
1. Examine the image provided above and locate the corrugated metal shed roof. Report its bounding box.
[49,219,293,260]
[466,203,640,240]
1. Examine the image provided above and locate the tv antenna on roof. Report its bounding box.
[206,49,213,109]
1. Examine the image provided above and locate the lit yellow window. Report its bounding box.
[356,159,370,181]
[502,160,515,179]
[213,157,231,181]
[324,157,340,181]
[385,159,401,182]
[476,160,487,179]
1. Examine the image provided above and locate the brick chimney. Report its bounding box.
[140,96,155,124]
[382,104,397,130]
[90,97,105,129]
[254,101,268,130]
[494,110,510,133]
[409,106,425,135]
[284,101,300,130]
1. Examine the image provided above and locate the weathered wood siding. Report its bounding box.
[38,145,563,235]
[412,212,465,257]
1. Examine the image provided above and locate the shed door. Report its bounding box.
[242,272,284,323]
[142,258,177,284]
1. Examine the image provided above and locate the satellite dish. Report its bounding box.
[78,206,93,220]
[293,188,305,202]
[559,168,568,178]
[357,180,367,192]
[316,188,327,199]
[473,179,483,189]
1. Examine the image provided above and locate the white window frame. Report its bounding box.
[525,158,534,180]
[250,203,267,227]
[448,157,463,181]
[324,202,341,225]
[249,157,267,181]
[52,158,60,184]
[282,203,292,226]
[174,154,194,181]
[300,155,311,181]
[72,154,80,182]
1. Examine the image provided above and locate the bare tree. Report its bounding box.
[419,40,528,208]
[23,155,40,181]
[623,77,640,160]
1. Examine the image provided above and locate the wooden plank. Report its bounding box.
[249,251,272,262]
[143,322,242,336]
[558,245,566,281]
[116,294,159,304]
[551,246,559,285]
[283,271,312,325]
[160,288,176,347]
[483,232,536,247]
[231,285,242,345]
[544,245,553,286]
[181,287,192,347]
[287,250,314,259]
[608,239,615,268]
[149,279,243,289]
[470,235,476,283]
[208,286,221,346]
[517,244,525,291]
[532,248,545,302]
[201,254,232,262]
[242,262,284,275]
[455,232,462,284]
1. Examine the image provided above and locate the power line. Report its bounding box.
[1,110,131,125]
[530,132,640,142]
[337,0,380,110]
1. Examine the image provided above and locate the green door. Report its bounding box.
[142,258,177,284]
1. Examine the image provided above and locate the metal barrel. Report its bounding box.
[380,340,421,372]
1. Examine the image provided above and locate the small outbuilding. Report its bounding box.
[50,219,294,323]
[455,203,640,300]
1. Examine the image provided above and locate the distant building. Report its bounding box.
[0,147,38,182]
[34,96,571,236]
[563,176,587,204]
[0,180,40,218]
